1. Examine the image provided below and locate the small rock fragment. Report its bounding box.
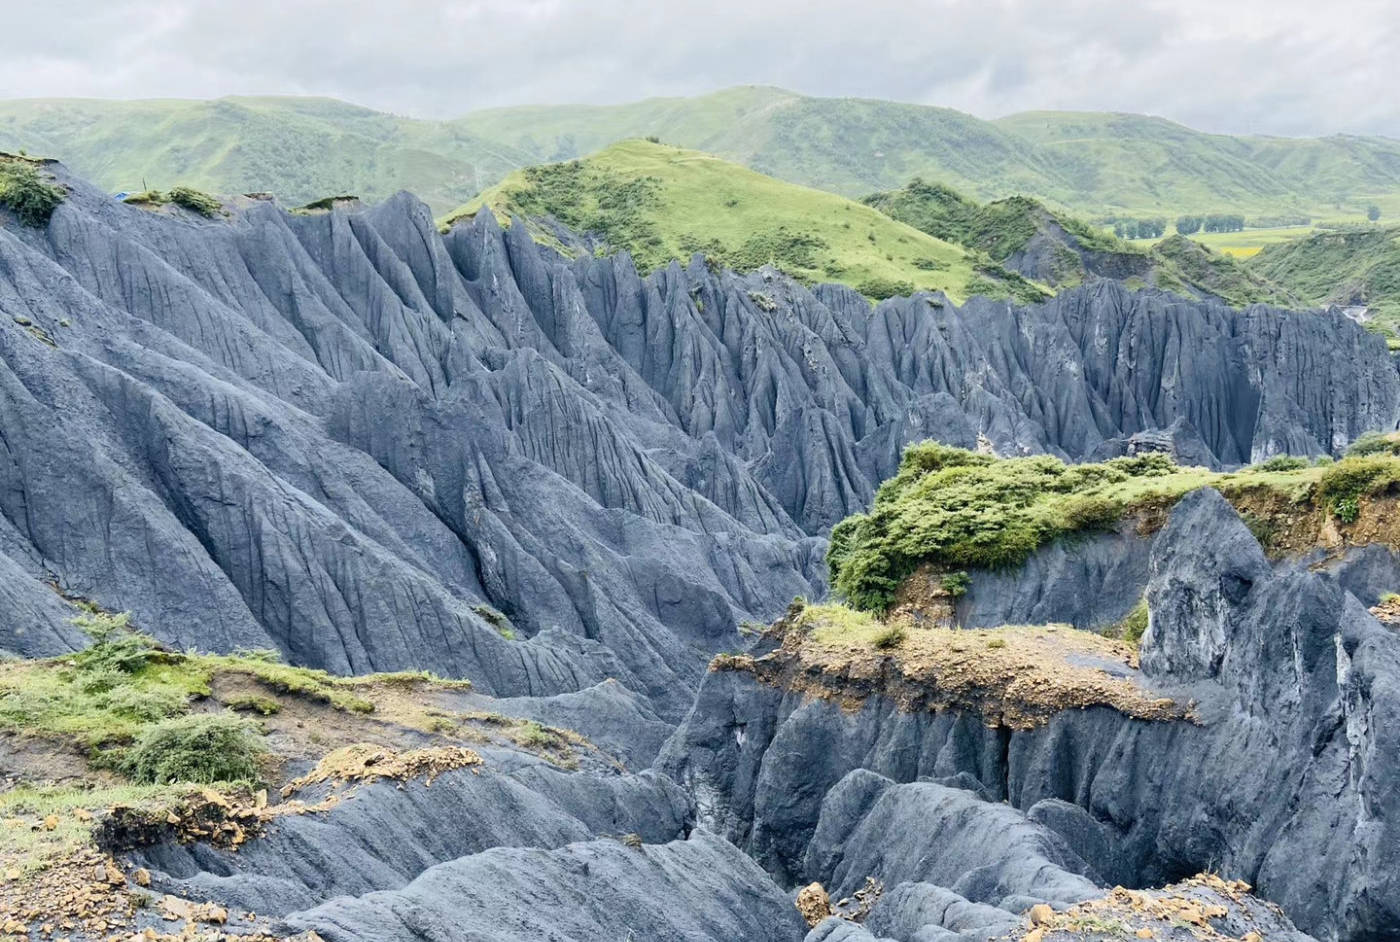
[795,882,834,928]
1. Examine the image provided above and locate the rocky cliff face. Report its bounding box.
[2,170,1397,712]
[4,172,1400,942]
[662,490,1400,942]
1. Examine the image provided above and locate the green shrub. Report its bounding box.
[829,444,1142,611]
[1115,599,1150,646]
[1334,496,1361,523]
[1318,456,1400,520]
[167,186,222,218]
[71,612,160,675]
[0,160,65,226]
[939,571,971,597]
[123,713,263,784]
[870,623,907,650]
[1103,453,1178,477]
[472,604,516,639]
[122,190,166,207]
[101,685,188,722]
[1255,455,1310,472]
[1347,432,1400,458]
[856,277,915,300]
[1056,494,1124,531]
[226,694,281,716]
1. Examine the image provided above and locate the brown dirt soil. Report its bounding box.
[1007,873,1280,941]
[889,564,959,625]
[0,731,93,788]
[714,607,1188,730]
[1371,596,1400,629]
[281,744,483,798]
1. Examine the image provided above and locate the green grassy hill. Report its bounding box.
[993,111,1400,219]
[451,139,1020,302]
[7,88,1400,220]
[1247,225,1400,343]
[0,97,531,210]
[863,179,1292,307]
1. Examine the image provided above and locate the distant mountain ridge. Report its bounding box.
[4,86,1400,217]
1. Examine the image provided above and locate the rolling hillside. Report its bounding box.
[450,139,1005,302]
[0,97,531,210]
[1248,225,1400,343]
[5,88,1400,219]
[863,178,1292,307]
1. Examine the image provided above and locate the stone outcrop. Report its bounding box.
[2,169,1397,721]
[661,490,1400,942]
[4,172,1400,942]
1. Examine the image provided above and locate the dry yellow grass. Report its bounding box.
[714,603,1187,729]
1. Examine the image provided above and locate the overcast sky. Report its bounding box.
[3,0,1395,138]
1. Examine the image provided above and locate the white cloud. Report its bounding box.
[0,0,1395,137]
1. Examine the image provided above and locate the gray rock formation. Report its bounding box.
[2,167,1396,723]
[4,172,1398,942]
[281,831,806,942]
[131,747,691,916]
[662,490,1400,942]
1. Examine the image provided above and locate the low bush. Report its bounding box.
[122,190,166,207]
[1114,599,1150,646]
[0,159,65,226]
[1318,456,1400,520]
[1255,455,1311,472]
[102,684,188,722]
[855,276,915,300]
[939,571,971,597]
[123,713,263,784]
[167,186,222,218]
[825,442,1354,613]
[828,443,1131,611]
[870,623,907,649]
[1347,432,1400,458]
[71,612,160,674]
[226,694,281,716]
[1056,494,1124,531]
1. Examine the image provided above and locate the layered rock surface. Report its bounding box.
[3,168,1398,719]
[662,490,1400,941]
[4,173,1400,941]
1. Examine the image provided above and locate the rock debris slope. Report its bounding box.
[2,169,1397,718]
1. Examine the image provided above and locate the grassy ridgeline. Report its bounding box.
[450,139,992,301]
[1248,225,1400,345]
[827,441,1400,612]
[8,88,1400,220]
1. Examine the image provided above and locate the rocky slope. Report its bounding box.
[3,167,1400,941]
[662,490,1400,942]
[2,164,1398,701]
